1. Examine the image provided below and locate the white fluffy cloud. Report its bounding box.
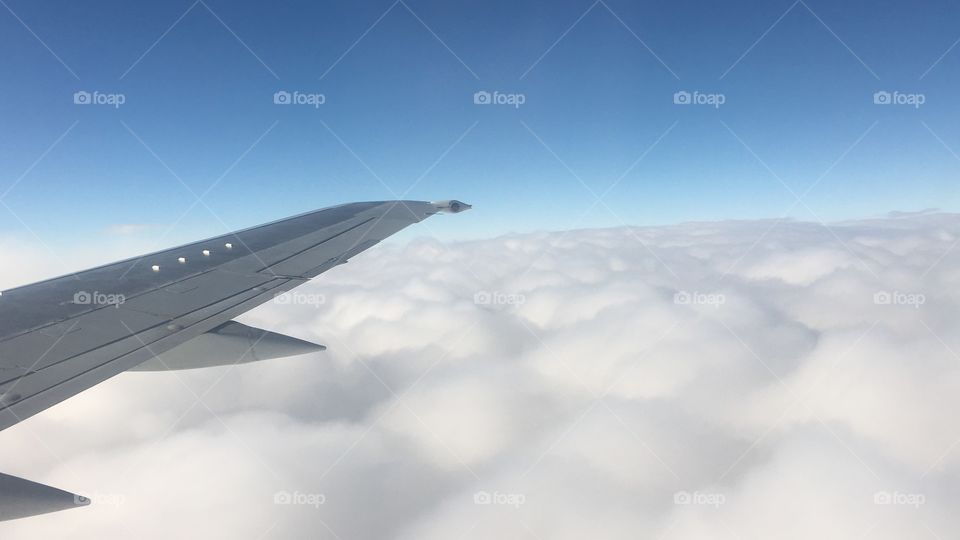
[1,211,959,539]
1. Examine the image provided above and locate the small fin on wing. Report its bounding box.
[129,321,324,371]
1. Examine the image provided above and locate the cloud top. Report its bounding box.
[0,212,958,539]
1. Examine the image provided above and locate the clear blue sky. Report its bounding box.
[1,0,959,245]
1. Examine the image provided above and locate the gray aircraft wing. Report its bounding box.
[0,199,470,520]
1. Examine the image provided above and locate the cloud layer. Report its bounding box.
[1,212,959,539]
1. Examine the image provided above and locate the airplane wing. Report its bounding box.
[0,199,470,520]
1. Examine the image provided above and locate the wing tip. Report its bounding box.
[430,200,472,214]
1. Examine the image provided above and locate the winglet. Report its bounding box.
[430,200,472,214]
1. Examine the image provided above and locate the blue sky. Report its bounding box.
[1,0,959,246]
